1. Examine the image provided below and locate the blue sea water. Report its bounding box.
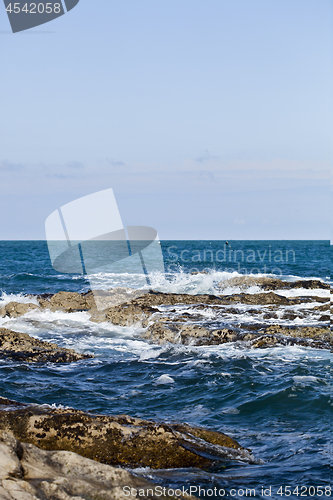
[0,240,331,499]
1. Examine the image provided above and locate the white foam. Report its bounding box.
[155,374,175,385]
[156,300,326,328]
[223,407,240,414]
[139,347,166,361]
[150,269,233,295]
[293,376,319,384]
[274,289,330,298]
[24,308,91,323]
[80,269,266,296]
[0,292,39,307]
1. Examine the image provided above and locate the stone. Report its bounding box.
[1,287,329,353]
[0,302,39,318]
[0,398,253,470]
[39,291,93,312]
[0,430,182,499]
[0,328,92,363]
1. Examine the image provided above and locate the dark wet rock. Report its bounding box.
[249,335,327,350]
[0,430,179,500]
[0,328,92,363]
[259,325,330,340]
[141,315,331,349]
[250,336,281,348]
[144,316,245,346]
[143,321,213,345]
[283,279,329,290]
[226,292,290,305]
[250,325,332,350]
[0,398,253,470]
[313,302,330,311]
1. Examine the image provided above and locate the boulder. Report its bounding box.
[39,291,94,312]
[0,301,39,318]
[0,430,180,499]
[0,328,92,363]
[0,398,254,470]
[143,321,239,346]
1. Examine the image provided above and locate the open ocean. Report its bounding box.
[0,240,331,499]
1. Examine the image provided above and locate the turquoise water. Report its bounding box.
[0,241,331,499]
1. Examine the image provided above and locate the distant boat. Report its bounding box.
[225,241,229,245]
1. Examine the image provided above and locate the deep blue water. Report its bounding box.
[0,240,331,499]
[0,240,330,296]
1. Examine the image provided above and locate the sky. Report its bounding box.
[0,0,331,240]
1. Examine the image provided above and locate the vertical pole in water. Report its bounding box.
[139,250,151,288]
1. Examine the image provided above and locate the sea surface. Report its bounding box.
[0,240,331,499]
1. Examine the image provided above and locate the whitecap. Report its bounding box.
[155,374,175,385]
[293,376,319,384]
[0,292,39,307]
[222,407,240,414]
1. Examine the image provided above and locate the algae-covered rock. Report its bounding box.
[0,328,92,363]
[0,398,254,470]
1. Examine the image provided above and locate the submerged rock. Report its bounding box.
[0,398,253,470]
[0,430,178,499]
[0,328,92,363]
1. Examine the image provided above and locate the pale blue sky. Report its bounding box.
[0,0,330,239]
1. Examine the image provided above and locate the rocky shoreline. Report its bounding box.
[0,397,252,499]
[0,277,330,360]
[0,277,330,498]
[0,397,251,469]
